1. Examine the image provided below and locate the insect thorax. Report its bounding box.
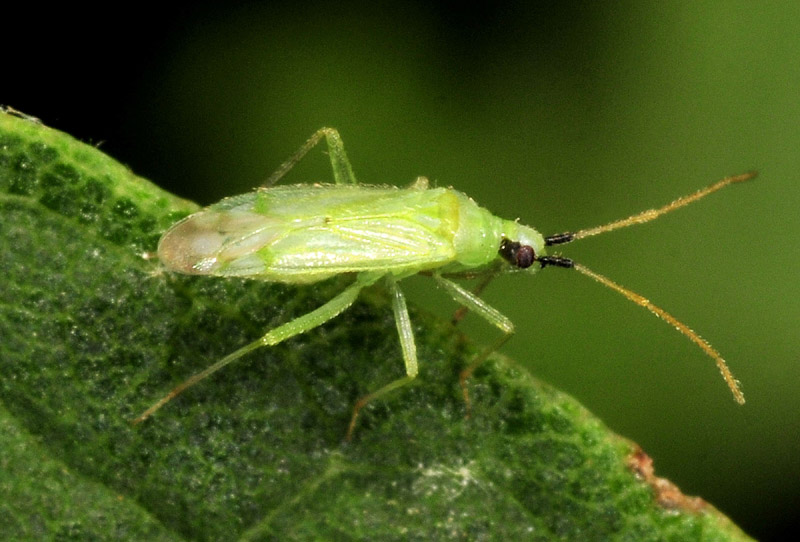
[448,190,545,273]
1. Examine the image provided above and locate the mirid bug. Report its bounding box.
[133,127,753,439]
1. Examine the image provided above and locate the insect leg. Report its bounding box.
[262,127,358,187]
[133,272,382,425]
[434,275,515,416]
[451,270,499,326]
[347,276,418,440]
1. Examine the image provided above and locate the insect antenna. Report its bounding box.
[538,172,756,404]
[545,171,757,246]
[538,254,745,404]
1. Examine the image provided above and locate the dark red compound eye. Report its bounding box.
[516,245,535,268]
[498,239,536,269]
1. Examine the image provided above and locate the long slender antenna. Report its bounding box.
[539,172,756,404]
[545,171,757,245]
[572,262,745,404]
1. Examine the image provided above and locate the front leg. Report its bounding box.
[451,269,500,326]
[434,275,515,416]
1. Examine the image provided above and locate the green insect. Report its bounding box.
[134,127,753,439]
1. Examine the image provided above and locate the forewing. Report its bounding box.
[158,185,457,281]
[260,215,455,279]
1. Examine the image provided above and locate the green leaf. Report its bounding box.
[0,110,752,541]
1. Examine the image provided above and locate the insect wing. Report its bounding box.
[158,185,458,282]
[258,186,459,280]
[157,195,289,276]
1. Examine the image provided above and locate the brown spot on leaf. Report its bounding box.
[627,446,707,513]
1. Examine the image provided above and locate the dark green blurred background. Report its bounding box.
[5,2,798,539]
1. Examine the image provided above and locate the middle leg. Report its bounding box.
[347,275,419,440]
